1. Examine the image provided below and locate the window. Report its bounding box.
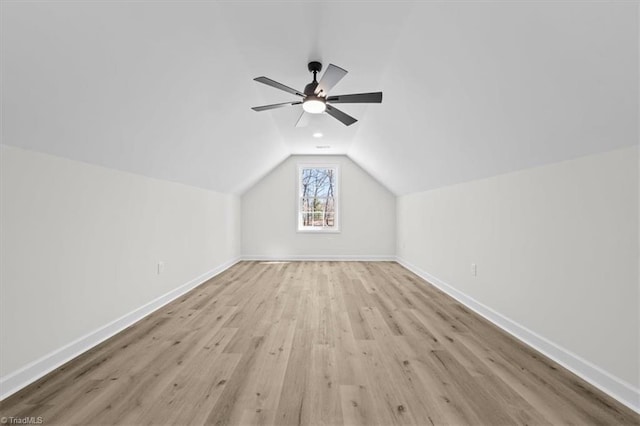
[298,164,339,232]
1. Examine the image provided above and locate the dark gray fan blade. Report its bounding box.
[295,110,310,127]
[254,77,305,97]
[325,104,357,126]
[326,92,382,104]
[314,64,347,96]
[252,101,302,112]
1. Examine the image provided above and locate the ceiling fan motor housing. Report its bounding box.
[304,81,319,96]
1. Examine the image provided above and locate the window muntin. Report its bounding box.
[298,165,339,232]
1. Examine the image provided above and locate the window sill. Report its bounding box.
[297,228,341,234]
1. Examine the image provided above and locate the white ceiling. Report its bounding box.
[1,1,637,195]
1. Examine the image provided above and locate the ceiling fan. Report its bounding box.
[251,61,382,127]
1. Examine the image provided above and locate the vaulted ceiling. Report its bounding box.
[1,1,637,195]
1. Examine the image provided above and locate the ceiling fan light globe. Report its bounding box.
[302,98,326,114]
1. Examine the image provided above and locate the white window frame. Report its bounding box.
[297,163,340,233]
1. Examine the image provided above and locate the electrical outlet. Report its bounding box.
[157,261,165,275]
[471,263,477,277]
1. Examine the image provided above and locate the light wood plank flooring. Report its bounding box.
[1,261,638,425]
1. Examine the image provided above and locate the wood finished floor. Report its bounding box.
[1,261,638,426]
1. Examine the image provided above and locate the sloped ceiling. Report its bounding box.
[1,1,637,195]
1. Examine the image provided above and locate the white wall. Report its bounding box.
[242,155,395,259]
[0,145,241,381]
[397,146,639,407]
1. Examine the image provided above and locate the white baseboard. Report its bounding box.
[396,257,640,414]
[242,254,396,261]
[0,256,241,401]
[5,256,637,413]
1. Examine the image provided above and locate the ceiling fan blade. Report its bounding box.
[325,104,357,126]
[315,64,348,96]
[326,92,382,104]
[254,77,305,97]
[251,101,302,112]
[295,110,310,127]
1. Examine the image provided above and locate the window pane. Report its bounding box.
[300,168,335,198]
[325,197,335,214]
[303,212,312,227]
[325,212,335,227]
[300,196,335,228]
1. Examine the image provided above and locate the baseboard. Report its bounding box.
[242,254,396,261]
[396,257,640,414]
[0,256,241,401]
